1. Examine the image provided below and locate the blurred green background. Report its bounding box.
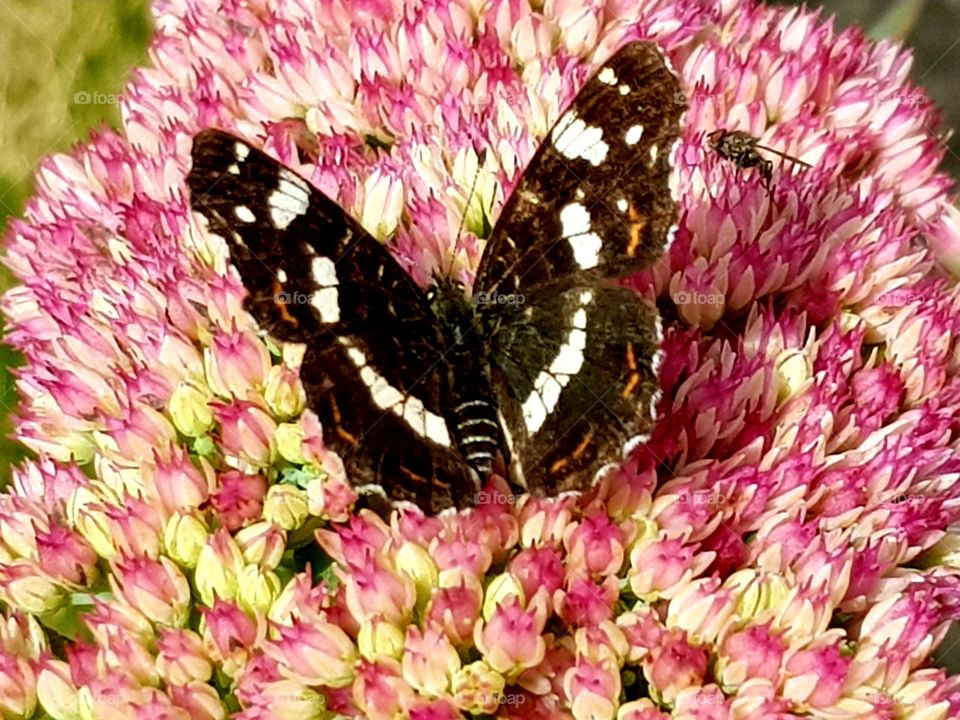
[0,0,958,669]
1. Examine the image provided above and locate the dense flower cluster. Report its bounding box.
[3,0,960,718]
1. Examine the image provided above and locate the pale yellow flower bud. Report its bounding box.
[66,487,117,560]
[163,511,210,568]
[275,422,308,464]
[482,572,525,621]
[236,564,283,615]
[263,485,310,531]
[195,531,245,605]
[264,365,306,419]
[168,382,215,437]
[36,660,82,720]
[357,619,405,661]
[235,521,287,569]
[2,563,65,615]
[774,349,811,402]
[724,568,790,620]
[395,542,439,612]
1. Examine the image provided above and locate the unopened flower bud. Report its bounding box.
[262,620,357,688]
[169,382,215,437]
[275,422,308,464]
[395,541,439,611]
[482,572,525,620]
[234,521,286,569]
[402,625,461,696]
[205,329,271,399]
[235,564,282,614]
[214,401,276,467]
[474,595,548,677]
[195,530,245,604]
[358,619,405,661]
[263,484,310,530]
[35,658,81,720]
[775,349,811,402]
[0,652,37,719]
[35,526,98,587]
[110,555,191,626]
[67,487,118,560]
[155,628,214,685]
[0,562,66,615]
[264,364,306,418]
[163,511,210,568]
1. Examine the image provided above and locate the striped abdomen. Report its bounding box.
[451,398,501,477]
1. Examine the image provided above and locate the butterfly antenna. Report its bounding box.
[447,147,488,279]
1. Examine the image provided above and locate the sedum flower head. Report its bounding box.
[2,0,960,718]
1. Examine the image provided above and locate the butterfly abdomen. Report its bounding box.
[450,398,500,476]
[431,282,505,482]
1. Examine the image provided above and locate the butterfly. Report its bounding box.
[708,128,811,188]
[187,41,683,514]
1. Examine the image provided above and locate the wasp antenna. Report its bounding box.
[753,142,813,168]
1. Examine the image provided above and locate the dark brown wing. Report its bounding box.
[188,130,474,511]
[475,41,683,298]
[478,42,682,494]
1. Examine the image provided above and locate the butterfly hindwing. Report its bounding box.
[489,284,661,495]
[188,130,473,511]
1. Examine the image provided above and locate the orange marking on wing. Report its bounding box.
[273,280,299,327]
[550,431,594,474]
[622,342,640,398]
[549,458,569,474]
[328,396,358,445]
[400,466,451,491]
[626,203,647,258]
[336,427,359,444]
[572,431,594,460]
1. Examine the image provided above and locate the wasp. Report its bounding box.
[708,129,811,188]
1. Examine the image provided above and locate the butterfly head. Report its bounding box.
[427,276,477,347]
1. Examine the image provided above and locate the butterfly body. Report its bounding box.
[427,278,505,482]
[188,41,683,513]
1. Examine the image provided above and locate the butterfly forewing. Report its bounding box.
[475,41,683,297]
[188,130,473,511]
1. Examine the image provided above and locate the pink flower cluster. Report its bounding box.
[3,0,960,718]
